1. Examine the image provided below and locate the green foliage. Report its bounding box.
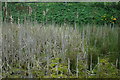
[2,2,120,25]
[92,58,119,78]
[45,58,68,78]
[78,60,88,78]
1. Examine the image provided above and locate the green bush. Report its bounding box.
[2,2,120,25]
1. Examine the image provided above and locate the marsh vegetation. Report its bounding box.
[2,22,120,78]
[1,2,120,78]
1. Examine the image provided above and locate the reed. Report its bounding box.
[2,22,119,78]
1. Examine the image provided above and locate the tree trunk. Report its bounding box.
[4,2,7,22]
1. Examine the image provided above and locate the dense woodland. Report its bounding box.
[2,2,120,25]
[1,2,120,78]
